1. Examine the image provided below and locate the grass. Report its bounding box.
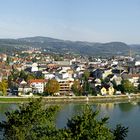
[0,94,140,103]
[0,97,30,103]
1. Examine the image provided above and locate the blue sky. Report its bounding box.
[0,0,140,43]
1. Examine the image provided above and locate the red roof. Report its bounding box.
[28,79,47,84]
[128,74,140,78]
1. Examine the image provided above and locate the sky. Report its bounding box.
[0,0,140,44]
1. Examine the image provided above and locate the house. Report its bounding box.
[54,61,71,66]
[109,74,122,85]
[100,85,115,96]
[66,69,74,78]
[0,54,7,61]
[31,63,38,72]
[18,85,32,95]
[102,68,112,79]
[47,63,58,69]
[28,79,47,94]
[43,71,55,80]
[56,69,69,79]
[0,62,12,79]
[127,74,140,87]
[90,78,101,87]
[18,80,32,94]
[108,86,115,95]
[91,69,103,79]
[101,87,107,95]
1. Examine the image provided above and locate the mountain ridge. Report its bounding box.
[0,36,140,56]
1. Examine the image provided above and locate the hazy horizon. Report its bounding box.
[0,35,139,45]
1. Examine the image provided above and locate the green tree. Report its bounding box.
[0,98,59,140]
[112,124,128,140]
[138,83,140,91]
[45,79,60,95]
[121,80,135,93]
[117,84,124,93]
[6,56,11,65]
[19,70,27,80]
[72,80,83,96]
[0,79,8,96]
[83,70,90,81]
[62,105,128,140]
[65,106,114,140]
[0,98,128,140]
[26,73,35,81]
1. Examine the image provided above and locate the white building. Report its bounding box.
[31,63,38,72]
[28,79,46,93]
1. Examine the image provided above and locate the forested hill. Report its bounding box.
[0,36,140,56]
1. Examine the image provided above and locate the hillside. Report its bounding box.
[0,36,139,56]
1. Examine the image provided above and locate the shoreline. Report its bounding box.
[0,94,140,103]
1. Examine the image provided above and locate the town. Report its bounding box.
[0,48,139,97]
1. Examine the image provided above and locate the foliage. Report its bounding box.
[0,37,134,56]
[64,106,114,140]
[72,80,83,96]
[0,98,128,140]
[0,79,8,96]
[45,79,60,95]
[116,84,124,93]
[83,80,90,94]
[138,83,140,91]
[112,124,128,140]
[19,70,27,80]
[83,70,90,81]
[26,73,35,81]
[0,98,59,140]
[121,80,135,93]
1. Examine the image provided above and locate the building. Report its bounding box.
[56,77,74,94]
[28,79,47,94]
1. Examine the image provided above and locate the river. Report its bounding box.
[0,101,140,140]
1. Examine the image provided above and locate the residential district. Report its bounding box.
[0,48,140,97]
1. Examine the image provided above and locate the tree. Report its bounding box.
[45,79,60,95]
[26,73,35,81]
[137,77,140,92]
[138,83,140,91]
[0,79,8,96]
[117,84,124,93]
[0,98,59,140]
[65,106,114,140]
[112,124,128,140]
[6,56,11,65]
[83,70,90,81]
[81,70,90,95]
[72,80,83,96]
[62,105,128,140]
[0,98,128,140]
[121,80,135,93]
[19,70,27,80]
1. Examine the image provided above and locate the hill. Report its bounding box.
[0,36,139,56]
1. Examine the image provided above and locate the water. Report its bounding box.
[56,101,140,140]
[0,101,140,140]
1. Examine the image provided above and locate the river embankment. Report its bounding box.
[0,94,140,103]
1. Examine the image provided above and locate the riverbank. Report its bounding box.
[0,94,140,103]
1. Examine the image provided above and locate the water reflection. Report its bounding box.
[0,101,140,140]
[0,103,17,121]
[119,102,134,112]
[97,103,115,110]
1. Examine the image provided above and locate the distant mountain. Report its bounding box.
[0,36,139,56]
